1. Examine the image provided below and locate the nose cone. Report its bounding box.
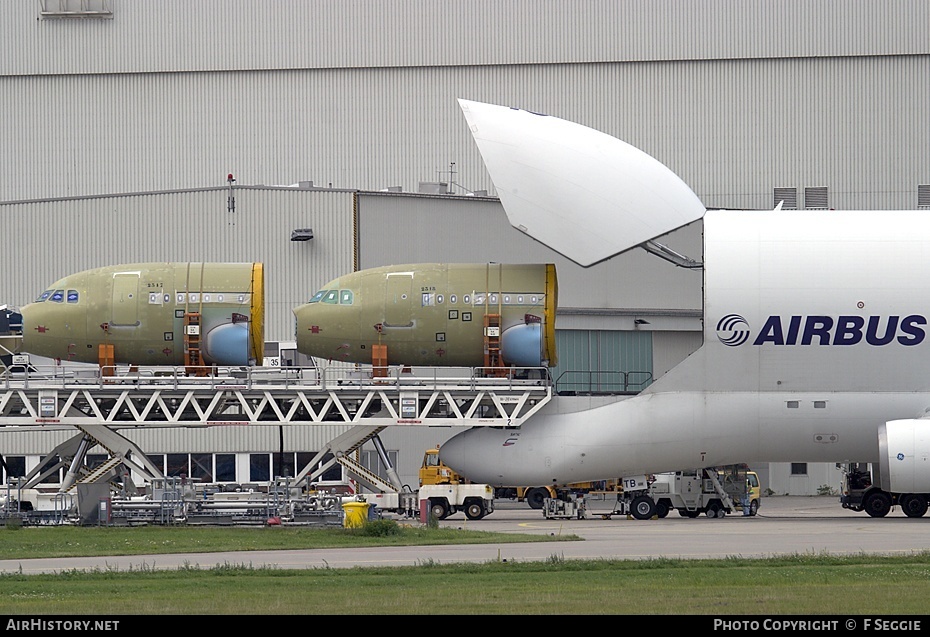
[20,301,87,361]
[438,428,510,485]
[293,301,362,362]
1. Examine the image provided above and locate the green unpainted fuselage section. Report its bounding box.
[21,262,263,366]
[294,263,557,367]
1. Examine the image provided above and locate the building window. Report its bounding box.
[790,462,808,476]
[273,452,296,479]
[215,454,236,482]
[84,454,107,469]
[166,453,189,477]
[361,448,399,480]
[249,453,270,481]
[190,453,213,483]
[1,456,26,482]
[38,458,60,484]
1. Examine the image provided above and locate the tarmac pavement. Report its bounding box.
[2,496,929,574]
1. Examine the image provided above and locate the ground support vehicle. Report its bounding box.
[840,461,930,519]
[717,466,761,516]
[350,445,495,521]
[497,479,619,510]
[357,483,495,521]
[545,475,655,520]
[542,493,586,519]
[648,470,737,519]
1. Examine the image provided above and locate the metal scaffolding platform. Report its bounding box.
[0,363,552,520]
[0,363,551,430]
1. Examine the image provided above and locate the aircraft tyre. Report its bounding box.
[863,491,892,518]
[655,500,670,518]
[705,500,722,518]
[630,495,656,520]
[899,493,928,518]
[464,501,486,520]
[525,488,549,510]
[430,499,451,520]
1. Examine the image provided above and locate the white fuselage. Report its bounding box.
[439,210,930,485]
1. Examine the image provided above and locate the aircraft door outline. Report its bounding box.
[384,272,414,328]
[110,273,141,327]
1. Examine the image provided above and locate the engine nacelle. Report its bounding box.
[500,322,544,367]
[877,419,930,492]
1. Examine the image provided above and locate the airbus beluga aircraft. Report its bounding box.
[438,99,930,498]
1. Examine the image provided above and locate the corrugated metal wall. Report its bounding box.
[2,3,928,209]
[548,331,654,394]
[6,1,928,75]
[356,193,704,316]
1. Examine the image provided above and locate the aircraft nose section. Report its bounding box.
[439,429,498,484]
[19,302,60,355]
[294,300,361,361]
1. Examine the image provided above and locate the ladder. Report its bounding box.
[183,312,209,376]
[483,313,507,377]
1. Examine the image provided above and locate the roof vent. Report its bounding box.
[418,181,449,194]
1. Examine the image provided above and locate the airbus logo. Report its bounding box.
[716,315,927,347]
[716,314,751,346]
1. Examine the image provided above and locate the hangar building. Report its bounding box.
[1,0,928,496]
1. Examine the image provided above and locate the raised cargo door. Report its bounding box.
[111,272,141,327]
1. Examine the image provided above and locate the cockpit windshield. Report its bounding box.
[307,289,353,305]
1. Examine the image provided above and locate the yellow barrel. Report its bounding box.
[342,501,370,528]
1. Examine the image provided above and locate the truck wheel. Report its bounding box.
[899,494,928,518]
[705,501,722,518]
[749,500,759,517]
[630,495,656,520]
[655,500,670,518]
[863,491,892,518]
[430,499,450,520]
[525,488,549,510]
[464,501,486,520]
